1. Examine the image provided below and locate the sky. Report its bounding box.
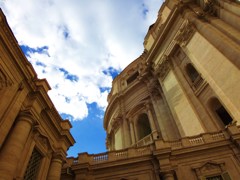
[0,0,163,157]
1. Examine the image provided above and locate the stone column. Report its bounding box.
[184,10,240,69]
[130,122,136,144]
[123,118,131,148]
[0,113,33,179]
[47,153,63,180]
[151,97,170,140]
[162,171,175,180]
[146,103,158,139]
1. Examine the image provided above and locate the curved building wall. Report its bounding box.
[104,0,240,151]
[62,1,240,180]
[104,51,182,151]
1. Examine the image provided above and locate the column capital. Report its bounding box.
[154,57,171,81]
[144,102,152,111]
[17,110,35,126]
[47,151,64,180]
[52,151,64,161]
[174,19,195,47]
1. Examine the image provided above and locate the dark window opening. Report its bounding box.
[209,98,233,127]
[206,175,223,180]
[186,64,199,82]
[216,106,233,126]
[127,71,139,85]
[137,113,151,140]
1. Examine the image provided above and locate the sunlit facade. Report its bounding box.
[0,9,75,179]
[62,0,240,179]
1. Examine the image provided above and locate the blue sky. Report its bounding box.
[0,0,163,157]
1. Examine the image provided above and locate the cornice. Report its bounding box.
[145,2,183,65]
[0,9,37,83]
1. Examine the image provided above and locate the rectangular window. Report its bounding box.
[205,172,231,180]
[126,72,139,85]
[24,148,42,180]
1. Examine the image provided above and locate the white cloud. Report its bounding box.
[1,0,163,121]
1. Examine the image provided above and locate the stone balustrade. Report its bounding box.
[67,145,152,165]
[156,130,229,150]
[67,128,239,166]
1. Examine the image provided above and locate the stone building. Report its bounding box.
[62,0,240,180]
[0,9,75,179]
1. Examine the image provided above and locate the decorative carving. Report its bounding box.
[137,52,149,76]
[175,20,195,47]
[147,78,161,98]
[0,69,12,90]
[111,116,123,131]
[202,0,218,16]
[155,57,170,80]
[18,81,24,91]
[192,0,219,19]
[38,135,49,150]
[159,54,168,65]
[192,161,226,177]
[33,124,54,151]
[106,133,112,149]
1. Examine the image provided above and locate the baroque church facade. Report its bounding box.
[0,0,240,179]
[61,0,240,180]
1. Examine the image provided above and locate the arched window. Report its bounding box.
[137,113,151,140]
[186,63,200,83]
[209,98,233,126]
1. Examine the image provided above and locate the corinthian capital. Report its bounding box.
[175,20,195,47]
